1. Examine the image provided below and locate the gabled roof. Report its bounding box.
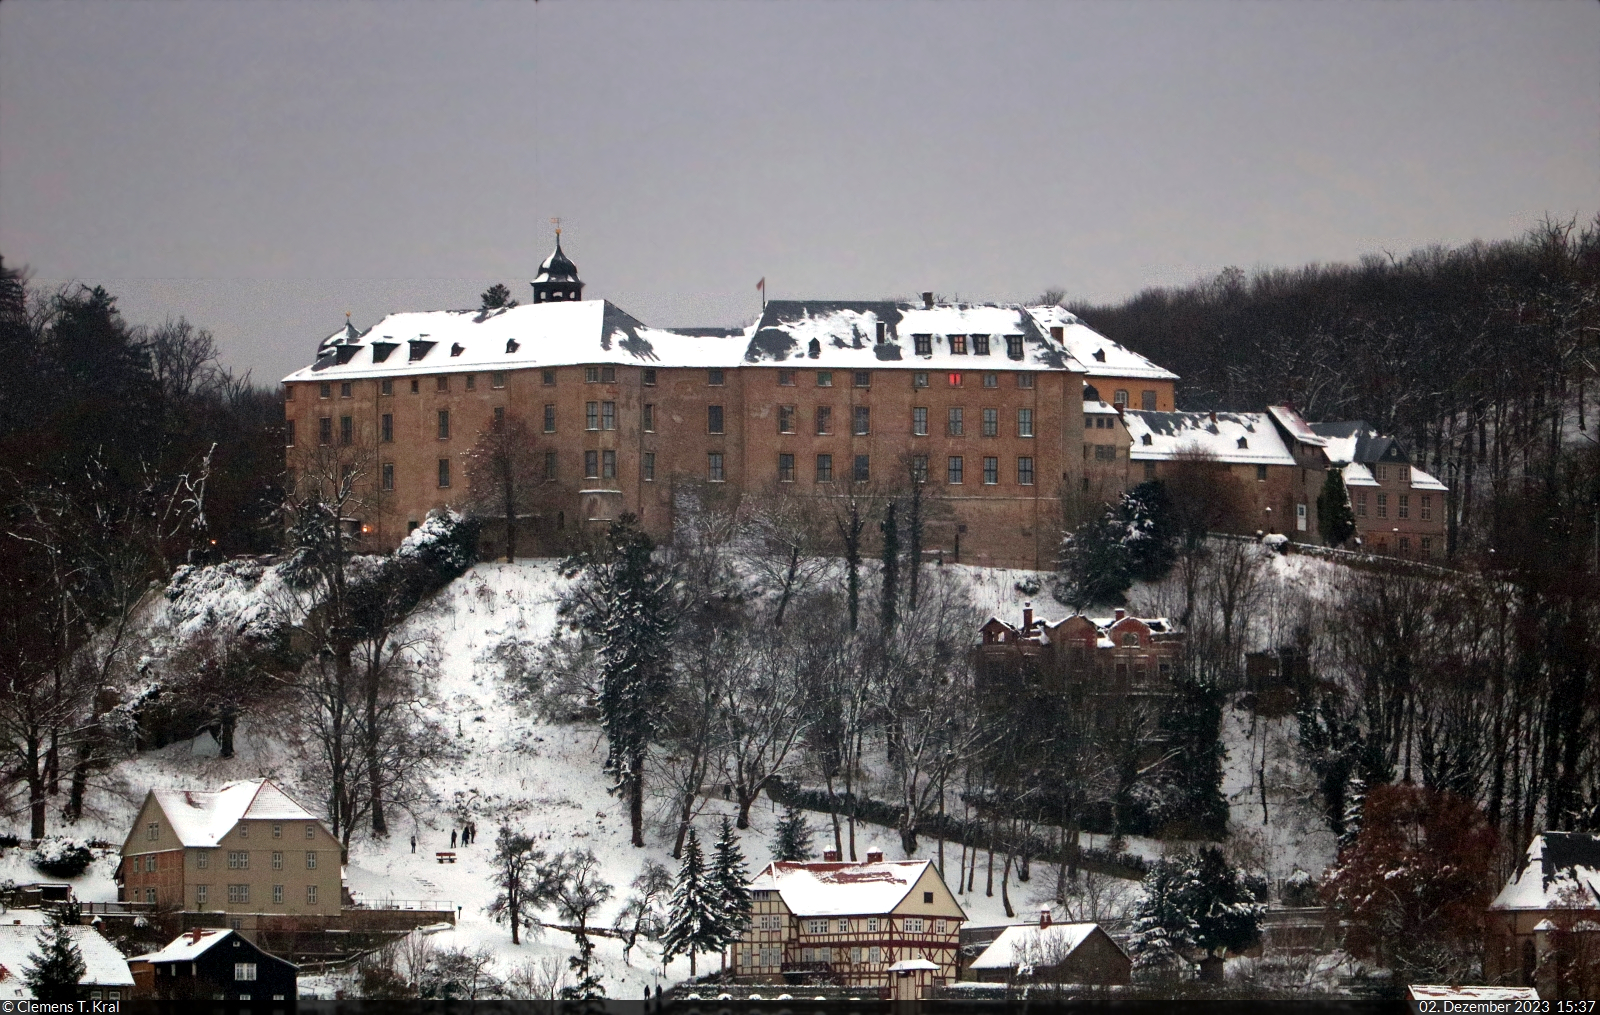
[1308,421,1410,466]
[1490,832,1600,911]
[1122,410,1296,466]
[1266,405,1327,448]
[749,859,943,918]
[149,779,319,848]
[969,922,1114,970]
[1027,306,1179,381]
[130,928,237,963]
[0,926,133,993]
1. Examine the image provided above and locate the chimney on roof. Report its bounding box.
[823,850,841,862]
[1022,602,1033,633]
[190,927,203,944]
[922,292,934,309]
[1209,411,1218,424]
[1040,908,1052,928]
[876,321,886,344]
[1050,326,1064,342]
[1114,608,1125,622]
[866,850,884,864]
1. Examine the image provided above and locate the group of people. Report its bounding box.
[408,819,480,853]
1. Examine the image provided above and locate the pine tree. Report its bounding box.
[710,816,752,952]
[479,283,518,311]
[561,514,676,847]
[1127,854,1200,973]
[772,806,815,861]
[1054,509,1133,609]
[558,932,606,1001]
[1119,480,1179,581]
[661,828,720,977]
[1340,774,1367,851]
[1127,847,1266,981]
[1157,675,1228,837]
[23,923,86,1002]
[1317,468,1356,546]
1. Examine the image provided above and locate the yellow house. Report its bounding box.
[734,851,967,993]
[116,780,344,923]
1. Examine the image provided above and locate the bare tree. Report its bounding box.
[718,627,810,829]
[465,413,545,562]
[738,481,829,627]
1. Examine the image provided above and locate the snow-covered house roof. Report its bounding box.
[1407,986,1540,1001]
[1306,421,1410,466]
[0,926,134,995]
[744,300,1081,374]
[131,928,242,964]
[1084,398,1121,416]
[968,922,1113,971]
[1341,463,1378,488]
[149,779,319,848]
[1490,832,1600,911]
[283,300,759,383]
[1266,405,1328,448]
[1122,411,1297,466]
[1027,306,1179,381]
[748,859,941,918]
[887,958,940,972]
[1409,466,1448,492]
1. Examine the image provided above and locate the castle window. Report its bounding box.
[1377,492,1388,518]
[853,406,871,436]
[643,368,656,386]
[340,416,353,445]
[778,454,795,482]
[1398,495,1409,519]
[318,417,332,445]
[708,405,725,434]
[642,453,654,481]
[854,455,870,483]
[320,382,331,399]
[853,371,870,388]
[437,376,449,393]
[972,335,991,356]
[947,407,964,436]
[586,402,599,430]
[912,407,928,436]
[381,379,393,396]
[381,463,394,491]
[544,369,557,385]
[340,381,352,398]
[708,368,724,386]
[585,367,599,383]
[1256,464,1267,481]
[913,372,929,388]
[492,372,505,389]
[1141,390,1157,410]
[912,456,928,483]
[644,404,656,432]
[816,454,833,483]
[708,453,724,482]
[381,414,393,443]
[816,371,832,387]
[778,369,795,386]
[1018,373,1034,389]
[779,405,795,433]
[913,334,932,356]
[438,458,450,488]
[1017,408,1034,437]
[1113,389,1129,406]
[603,450,616,479]
[983,372,998,388]
[950,334,967,354]
[545,405,557,432]
[816,406,832,435]
[947,456,963,485]
[546,451,559,481]
[437,410,450,440]
[948,372,962,387]
[465,374,476,390]
[602,402,616,430]
[1018,457,1034,485]
[1421,495,1432,520]
[983,457,998,485]
[983,408,998,437]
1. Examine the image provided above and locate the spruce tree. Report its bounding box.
[661,828,720,977]
[772,806,815,861]
[561,514,676,847]
[479,283,518,311]
[1158,675,1228,838]
[1054,509,1133,609]
[23,923,86,1002]
[1317,469,1357,546]
[1119,480,1179,581]
[710,816,752,952]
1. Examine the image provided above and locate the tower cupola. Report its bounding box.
[530,229,583,303]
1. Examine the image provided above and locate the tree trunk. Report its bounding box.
[45,729,59,797]
[67,741,92,823]
[367,666,387,838]
[774,547,800,628]
[1198,955,1225,982]
[630,755,646,848]
[1001,853,1014,918]
[27,733,45,839]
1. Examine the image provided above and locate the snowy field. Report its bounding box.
[27,548,1345,994]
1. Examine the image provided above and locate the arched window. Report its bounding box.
[1122,633,1140,647]
[1114,389,1129,406]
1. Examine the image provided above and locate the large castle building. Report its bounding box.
[281,238,1444,566]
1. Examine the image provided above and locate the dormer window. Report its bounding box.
[506,339,520,354]
[1237,437,1248,449]
[1005,335,1024,360]
[913,334,932,357]
[972,334,990,356]
[450,343,465,357]
[1141,434,1153,445]
[875,321,886,344]
[950,334,967,355]
[1093,348,1107,362]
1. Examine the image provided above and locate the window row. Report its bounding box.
[771,454,1034,486]
[215,850,319,870]
[906,333,1025,360]
[194,884,318,906]
[1354,491,1431,520]
[800,916,947,934]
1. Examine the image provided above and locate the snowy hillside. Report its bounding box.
[41,546,1346,994]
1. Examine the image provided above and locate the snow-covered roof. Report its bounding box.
[745,300,1080,374]
[969,923,1105,970]
[886,958,940,971]
[1307,420,1411,467]
[1341,463,1378,488]
[1407,985,1540,1001]
[1266,405,1327,447]
[1410,466,1448,492]
[0,926,133,992]
[130,928,241,963]
[1027,306,1179,381]
[1490,832,1600,911]
[1084,399,1121,416]
[283,300,759,382]
[150,779,319,848]
[1122,411,1296,466]
[748,859,935,917]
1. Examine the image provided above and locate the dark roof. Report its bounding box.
[1307,420,1411,465]
[1531,831,1600,891]
[533,236,580,283]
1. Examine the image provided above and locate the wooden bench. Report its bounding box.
[436,852,456,864]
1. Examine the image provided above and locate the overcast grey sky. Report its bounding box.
[2,0,1596,384]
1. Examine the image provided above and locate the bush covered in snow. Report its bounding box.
[32,837,94,878]
[397,509,481,581]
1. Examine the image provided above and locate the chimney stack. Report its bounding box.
[1040,908,1052,928]
[1113,608,1126,622]
[1050,326,1064,342]
[1022,602,1033,633]
[922,291,934,309]
[823,850,841,862]
[190,927,203,943]
[866,850,884,864]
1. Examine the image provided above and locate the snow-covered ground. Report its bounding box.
[29,548,1347,995]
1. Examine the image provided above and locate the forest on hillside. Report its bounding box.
[1070,215,1600,559]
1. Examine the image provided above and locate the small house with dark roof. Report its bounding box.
[1485,832,1600,991]
[129,927,296,1001]
[966,911,1130,985]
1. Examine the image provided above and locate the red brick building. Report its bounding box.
[976,603,1183,703]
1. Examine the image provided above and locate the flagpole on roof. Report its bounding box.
[757,277,766,314]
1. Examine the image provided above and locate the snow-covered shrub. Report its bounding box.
[1281,868,1319,908]
[32,838,94,878]
[397,509,481,581]
[1013,575,1043,597]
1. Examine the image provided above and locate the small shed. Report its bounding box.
[0,925,134,1000]
[129,928,296,1001]
[967,917,1130,986]
[886,958,938,1001]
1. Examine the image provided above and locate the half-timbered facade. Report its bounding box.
[735,852,967,991]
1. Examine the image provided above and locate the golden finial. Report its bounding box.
[550,216,562,237]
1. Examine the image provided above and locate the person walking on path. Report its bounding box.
[450,829,457,849]
[410,834,416,854]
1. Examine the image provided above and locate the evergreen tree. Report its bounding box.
[1127,847,1266,981]
[479,283,518,311]
[1119,480,1179,581]
[1340,774,1367,852]
[710,816,752,951]
[558,932,606,1001]
[1054,509,1133,609]
[23,923,86,1002]
[1316,469,1357,546]
[1158,675,1229,838]
[771,805,815,861]
[660,828,720,977]
[561,514,676,847]
[879,501,899,633]
[1127,854,1201,972]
